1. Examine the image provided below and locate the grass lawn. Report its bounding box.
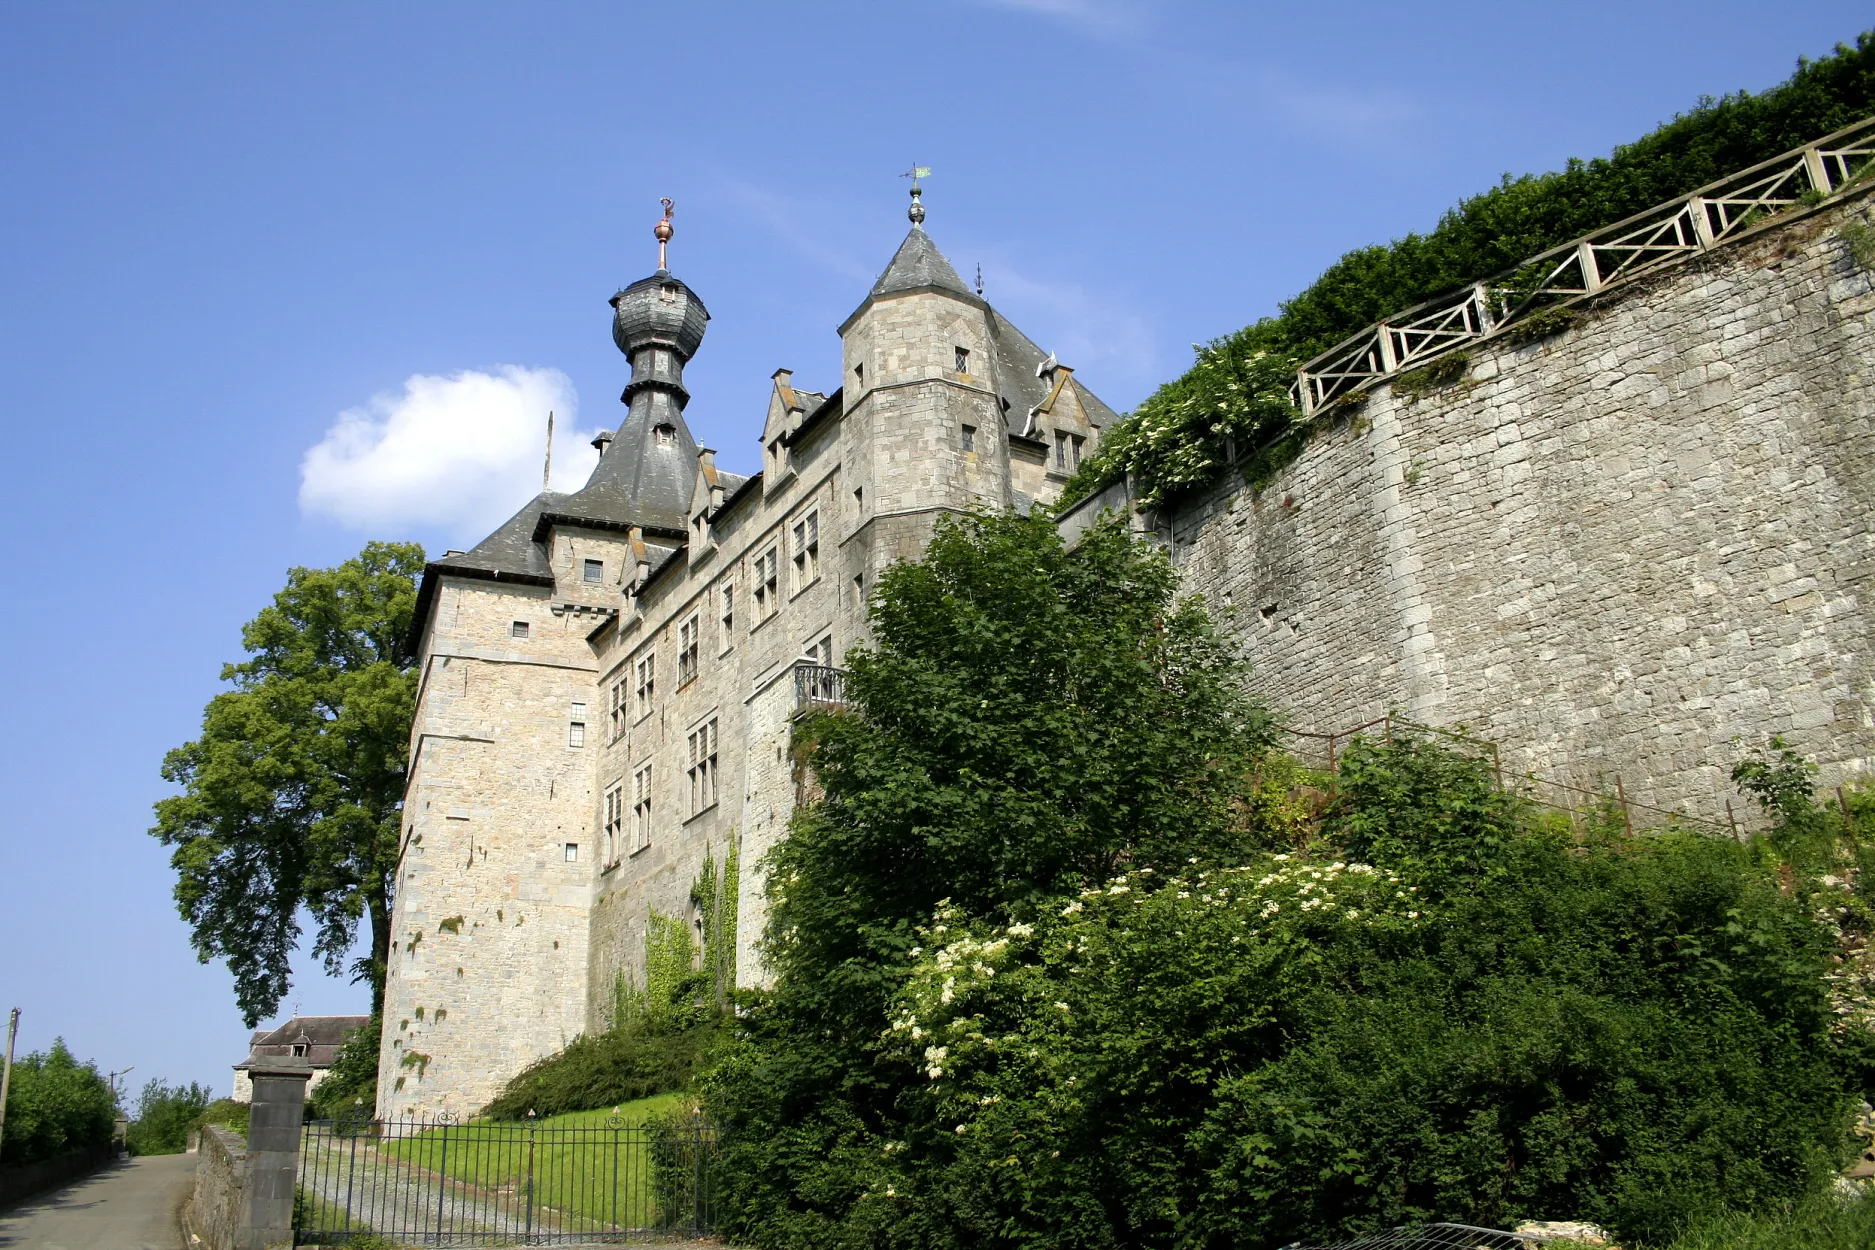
[1663,1188,1875,1249]
[375,1093,698,1231]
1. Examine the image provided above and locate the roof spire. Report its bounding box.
[900,164,930,226]
[655,197,675,271]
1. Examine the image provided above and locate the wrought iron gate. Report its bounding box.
[295,1112,717,1246]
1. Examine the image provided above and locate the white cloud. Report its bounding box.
[299,366,599,538]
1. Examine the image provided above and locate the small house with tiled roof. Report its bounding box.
[231,1015,370,1103]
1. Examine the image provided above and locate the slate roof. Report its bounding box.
[235,1015,370,1071]
[549,400,700,536]
[985,308,1121,431]
[432,492,563,584]
[869,226,975,300]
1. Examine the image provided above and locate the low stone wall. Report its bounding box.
[185,1125,246,1250]
[0,1142,116,1209]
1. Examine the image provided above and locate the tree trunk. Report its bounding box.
[367,881,391,1018]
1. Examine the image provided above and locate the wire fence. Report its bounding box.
[295,1111,717,1246]
[1280,1222,1571,1250]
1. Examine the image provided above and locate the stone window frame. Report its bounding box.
[791,509,821,597]
[602,783,624,870]
[582,558,605,585]
[719,583,736,654]
[609,678,629,742]
[568,702,587,748]
[961,424,977,453]
[677,614,701,688]
[1053,429,1085,471]
[686,715,719,819]
[634,651,657,721]
[954,345,970,374]
[753,547,780,622]
[631,763,653,855]
[510,620,530,640]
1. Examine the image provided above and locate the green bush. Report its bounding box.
[482,1018,724,1121]
[1063,33,1875,510]
[699,519,1875,1250]
[0,1039,117,1167]
[124,1079,212,1155]
[195,1098,250,1137]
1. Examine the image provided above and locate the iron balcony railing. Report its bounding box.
[794,662,846,713]
[1290,114,1875,413]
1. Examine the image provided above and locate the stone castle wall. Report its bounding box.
[1166,195,1875,818]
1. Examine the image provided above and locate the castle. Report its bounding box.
[378,188,1117,1117]
[383,125,1875,1117]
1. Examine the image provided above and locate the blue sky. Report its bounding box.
[1,1,1867,1099]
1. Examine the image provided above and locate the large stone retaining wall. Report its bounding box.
[1164,194,1875,819]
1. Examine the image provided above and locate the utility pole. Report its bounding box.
[0,1008,19,1160]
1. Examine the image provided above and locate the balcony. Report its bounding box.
[793,663,846,714]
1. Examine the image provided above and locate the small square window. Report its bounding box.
[564,843,579,862]
[961,425,976,453]
[955,346,969,373]
[511,620,530,639]
[583,558,603,584]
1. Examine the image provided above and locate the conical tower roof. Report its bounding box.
[869,225,974,300]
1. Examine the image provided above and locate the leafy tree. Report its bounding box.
[152,541,424,1025]
[124,1078,212,1155]
[307,1016,381,1120]
[0,1039,117,1167]
[704,512,1272,1247]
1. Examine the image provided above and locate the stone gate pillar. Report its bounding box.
[240,1063,311,1250]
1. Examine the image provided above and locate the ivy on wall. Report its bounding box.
[1061,33,1875,511]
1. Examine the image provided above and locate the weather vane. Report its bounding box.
[655,198,675,270]
[900,164,931,225]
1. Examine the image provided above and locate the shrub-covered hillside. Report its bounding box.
[701,513,1875,1250]
[1064,33,1875,511]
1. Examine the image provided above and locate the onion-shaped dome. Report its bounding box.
[609,271,710,361]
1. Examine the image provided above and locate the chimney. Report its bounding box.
[628,526,650,594]
[591,429,615,457]
[697,447,724,512]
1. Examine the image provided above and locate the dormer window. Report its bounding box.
[659,282,678,305]
[654,424,676,447]
[291,1043,308,1058]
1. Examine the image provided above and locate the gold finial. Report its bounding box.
[655,198,675,269]
[900,164,930,225]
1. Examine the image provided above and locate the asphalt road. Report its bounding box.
[0,1154,193,1250]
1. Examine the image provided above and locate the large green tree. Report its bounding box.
[704,512,1275,1245]
[153,541,423,1025]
